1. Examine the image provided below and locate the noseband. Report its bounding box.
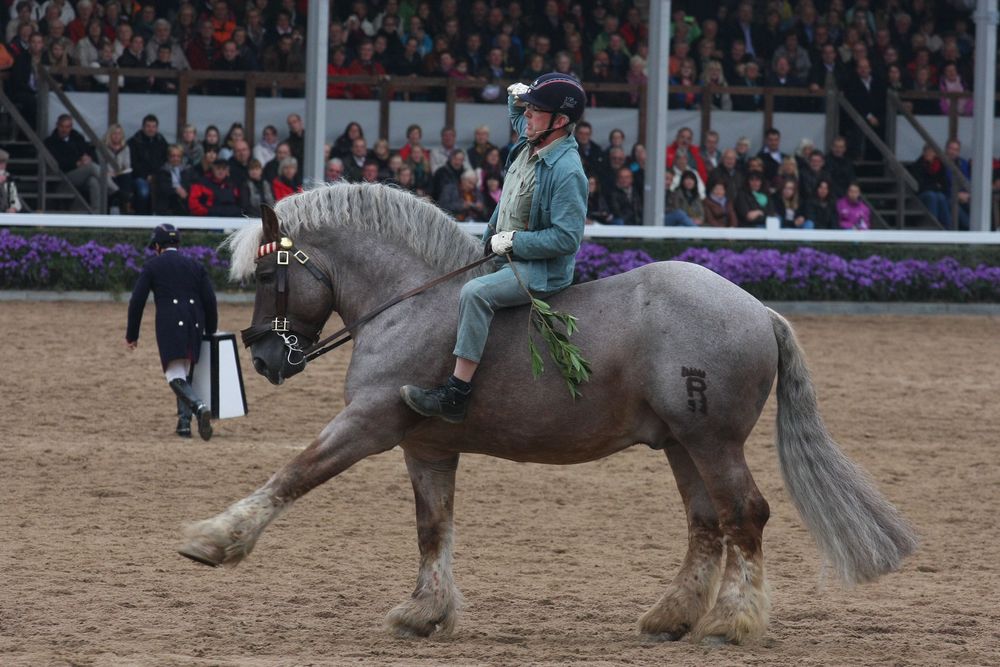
[240,236,334,366]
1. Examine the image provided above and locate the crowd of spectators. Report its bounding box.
[31,103,991,231]
[30,109,515,218]
[1,0,994,227]
[584,123,881,229]
[29,104,889,231]
[1,0,985,114]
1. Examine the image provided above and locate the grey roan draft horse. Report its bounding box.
[180,183,916,644]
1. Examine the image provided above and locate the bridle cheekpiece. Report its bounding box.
[240,234,335,366]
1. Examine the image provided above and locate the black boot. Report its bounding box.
[176,396,192,438]
[399,378,471,424]
[169,378,213,441]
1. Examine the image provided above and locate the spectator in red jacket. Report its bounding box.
[271,157,302,202]
[67,0,95,43]
[620,6,648,52]
[186,20,217,71]
[666,126,708,182]
[207,0,236,46]
[347,39,386,99]
[188,159,241,216]
[326,46,350,98]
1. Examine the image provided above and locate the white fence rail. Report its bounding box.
[3,213,1000,245]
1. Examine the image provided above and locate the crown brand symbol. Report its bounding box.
[561,96,578,109]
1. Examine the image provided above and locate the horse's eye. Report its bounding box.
[257,271,275,284]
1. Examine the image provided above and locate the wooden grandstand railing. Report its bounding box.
[42,66,986,147]
[48,66,844,147]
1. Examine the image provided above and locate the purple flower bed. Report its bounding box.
[3,231,999,302]
[0,229,230,290]
[574,242,1000,302]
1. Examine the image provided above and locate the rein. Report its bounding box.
[304,252,496,362]
[241,233,495,366]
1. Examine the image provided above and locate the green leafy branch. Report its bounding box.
[526,297,592,398]
[505,256,592,399]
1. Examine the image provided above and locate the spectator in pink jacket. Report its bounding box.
[938,63,973,117]
[836,183,871,229]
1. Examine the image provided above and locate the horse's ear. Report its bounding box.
[260,204,280,244]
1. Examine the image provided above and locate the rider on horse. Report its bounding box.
[401,73,588,423]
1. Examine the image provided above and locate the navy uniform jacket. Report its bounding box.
[126,248,218,369]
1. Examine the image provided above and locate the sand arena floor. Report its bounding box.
[1,301,999,666]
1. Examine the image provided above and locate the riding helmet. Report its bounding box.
[517,73,586,123]
[148,223,181,249]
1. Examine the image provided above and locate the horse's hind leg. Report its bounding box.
[384,450,463,638]
[685,442,771,645]
[639,442,724,641]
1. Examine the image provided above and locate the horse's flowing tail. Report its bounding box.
[768,309,917,585]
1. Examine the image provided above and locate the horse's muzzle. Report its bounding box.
[252,356,285,385]
[249,336,307,386]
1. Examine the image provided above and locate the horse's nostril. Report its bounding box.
[253,357,267,374]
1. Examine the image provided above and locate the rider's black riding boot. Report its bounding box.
[399,377,472,424]
[175,396,192,438]
[169,378,213,441]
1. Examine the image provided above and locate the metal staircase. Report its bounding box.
[853,160,939,230]
[0,65,120,213]
[0,111,83,212]
[836,96,944,230]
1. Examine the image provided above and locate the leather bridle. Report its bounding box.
[240,236,335,365]
[240,232,496,368]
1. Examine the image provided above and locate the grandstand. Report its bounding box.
[1,0,998,231]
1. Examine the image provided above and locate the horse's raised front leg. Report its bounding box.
[179,397,404,567]
[384,450,462,638]
[639,442,724,641]
[686,443,771,645]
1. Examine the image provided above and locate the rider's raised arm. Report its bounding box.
[508,94,527,137]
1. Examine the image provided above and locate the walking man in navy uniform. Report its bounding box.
[125,223,219,439]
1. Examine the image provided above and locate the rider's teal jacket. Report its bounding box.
[484,95,587,293]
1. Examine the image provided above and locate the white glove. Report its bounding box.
[507,82,530,99]
[490,231,516,255]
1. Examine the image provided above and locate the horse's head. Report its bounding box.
[241,205,335,385]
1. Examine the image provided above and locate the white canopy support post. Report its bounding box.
[303,0,329,184]
[642,0,671,227]
[970,0,998,232]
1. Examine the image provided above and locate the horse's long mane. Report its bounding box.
[226,182,483,281]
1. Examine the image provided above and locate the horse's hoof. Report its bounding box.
[641,631,687,642]
[389,622,436,639]
[385,610,437,639]
[384,599,455,639]
[698,634,732,647]
[177,540,224,567]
